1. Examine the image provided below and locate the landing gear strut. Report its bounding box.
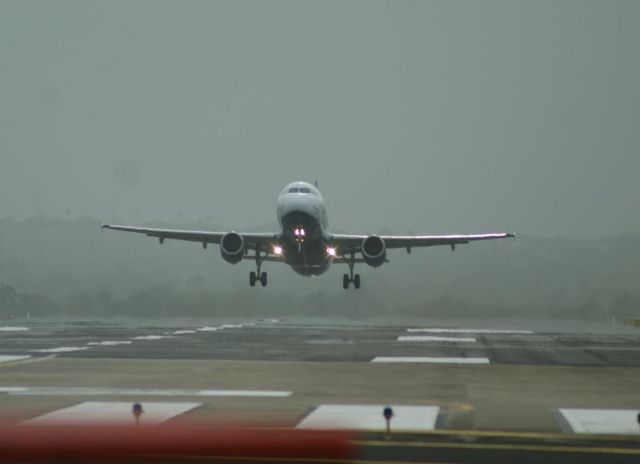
[250,246,268,287]
[342,250,360,289]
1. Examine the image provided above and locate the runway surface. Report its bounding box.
[2,318,640,365]
[1,318,639,463]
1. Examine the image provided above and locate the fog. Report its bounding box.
[1,1,639,320]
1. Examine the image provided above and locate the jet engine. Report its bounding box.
[220,232,245,264]
[361,235,386,267]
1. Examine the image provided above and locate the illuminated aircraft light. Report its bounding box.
[273,245,283,255]
[327,247,336,257]
[294,229,299,236]
[300,229,305,237]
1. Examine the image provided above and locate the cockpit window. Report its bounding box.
[289,187,312,194]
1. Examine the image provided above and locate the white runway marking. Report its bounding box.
[0,355,31,364]
[173,330,196,334]
[0,387,28,393]
[2,386,292,397]
[296,405,440,431]
[559,408,640,434]
[0,355,55,367]
[407,328,534,335]
[23,401,201,425]
[219,324,244,329]
[197,324,246,332]
[131,335,172,341]
[398,336,476,343]
[0,326,30,331]
[87,341,132,346]
[198,390,291,397]
[34,346,89,353]
[372,357,490,364]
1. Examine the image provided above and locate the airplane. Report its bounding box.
[102,181,515,289]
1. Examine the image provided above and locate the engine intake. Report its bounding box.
[361,235,386,267]
[220,232,245,264]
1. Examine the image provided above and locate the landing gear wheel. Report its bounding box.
[354,274,361,289]
[260,272,268,287]
[249,271,256,287]
[343,274,350,289]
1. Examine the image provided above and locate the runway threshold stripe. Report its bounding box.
[397,336,476,343]
[1,386,292,397]
[296,405,439,431]
[407,328,534,335]
[22,401,201,425]
[0,326,29,331]
[371,357,490,364]
[558,408,640,435]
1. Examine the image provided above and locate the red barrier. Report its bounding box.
[0,424,354,462]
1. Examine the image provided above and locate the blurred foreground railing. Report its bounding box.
[0,424,354,463]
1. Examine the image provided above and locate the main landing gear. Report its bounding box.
[342,251,360,289]
[249,271,267,287]
[250,246,268,287]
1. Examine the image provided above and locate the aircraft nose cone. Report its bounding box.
[278,195,321,217]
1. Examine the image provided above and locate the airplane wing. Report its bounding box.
[101,224,278,250]
[329,232,515,251]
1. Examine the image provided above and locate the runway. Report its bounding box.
[1,318,639,463]
[2,319,640,365]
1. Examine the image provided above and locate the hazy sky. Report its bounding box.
[1,1,638,237]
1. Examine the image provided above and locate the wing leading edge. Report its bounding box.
[101,224,278,249]
[330,232,515,251]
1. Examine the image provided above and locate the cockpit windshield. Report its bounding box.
[288,187,312,194]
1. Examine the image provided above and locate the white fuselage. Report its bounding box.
[275,181,332,276]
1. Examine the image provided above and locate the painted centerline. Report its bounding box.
[372,357,490,364]
[87,341,132,346]
[407,328,534,335]
[398,336,476,343]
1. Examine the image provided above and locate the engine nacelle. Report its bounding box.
[220,232,245,264]
[361,235,386,267]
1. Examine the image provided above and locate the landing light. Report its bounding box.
[273,245,283,255]
[327,247,336,257]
